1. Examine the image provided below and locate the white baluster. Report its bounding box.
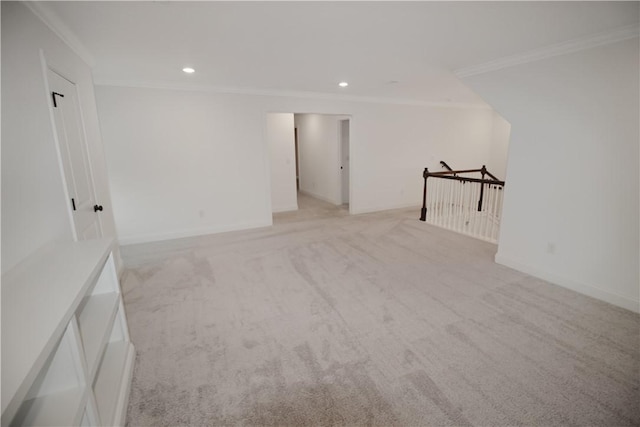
[434,178,442,224]
[473,182,480,237]
[464,181,471,234]
[457,180,464,232]
[433,179,438,223]
[484,184,494,240]
[496,187,504,242]
[425,178,433,223]
[481,183,488,240]
[487,185,494,241]
[439,179,445,227]
[447,180,456,230]
[492,185,499,241]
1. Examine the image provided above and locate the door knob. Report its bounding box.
[94,205,103,212]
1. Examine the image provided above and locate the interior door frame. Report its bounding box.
[263,111,355,215]
[39,49,103,241]
[338,118,350,205]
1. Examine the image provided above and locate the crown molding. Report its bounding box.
[93,79,491,110]
[24,1,96,68]
[455,24,640,79]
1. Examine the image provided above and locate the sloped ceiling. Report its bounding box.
[47,1,639,105]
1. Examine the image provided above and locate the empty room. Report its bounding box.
[1,1,639,426]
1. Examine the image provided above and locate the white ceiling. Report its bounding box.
[48,1,639,105]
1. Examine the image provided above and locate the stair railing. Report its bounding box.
[420,163,505,243]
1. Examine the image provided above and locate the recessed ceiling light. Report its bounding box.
[183,67,195,74]
[338,82,349,88]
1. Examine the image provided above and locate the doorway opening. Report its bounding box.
[266,113,351,221]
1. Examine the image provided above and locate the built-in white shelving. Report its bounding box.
[94,341,134,425]
[1,239,135,427]
[15,387,86,427]
[78,292,120,379]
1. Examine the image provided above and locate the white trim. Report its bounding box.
[94,79,491,110]
[117,220,272,246]
[112,343,135,427]
[24,2,96,68]
[495,252,640,314]
[455,24,640,78]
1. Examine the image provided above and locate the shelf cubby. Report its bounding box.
[93,340,134,426]
[77,292,119,379]
[10,319,86,426]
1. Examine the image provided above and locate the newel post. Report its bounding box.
[477,165,486,212]
[420,168,428,221]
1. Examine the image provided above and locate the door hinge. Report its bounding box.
[52,92,64,108]
[71,198,76,211]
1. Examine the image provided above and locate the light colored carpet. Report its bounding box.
[121,194,640,426]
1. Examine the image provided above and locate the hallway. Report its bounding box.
[273,192,349,224]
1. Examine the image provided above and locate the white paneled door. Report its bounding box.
[47,69,103,240]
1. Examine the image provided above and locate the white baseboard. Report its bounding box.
[495,253,640,313]
[118,219,272,246]
[272,204,299,213]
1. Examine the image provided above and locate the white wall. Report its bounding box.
[295,114,347,205]
[95,84,498,245]
[487,112,511,180]
[1,2,121,274]
[95,89,273,244]
[267,113,297,212]
[464,38,640,312]
[350,104,496,213]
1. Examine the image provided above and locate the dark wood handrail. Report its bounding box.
[484,170,500,181]
[424,174,505,186]
[440,161,453,172]
[427,168,483,176]
[438,160,501,181]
